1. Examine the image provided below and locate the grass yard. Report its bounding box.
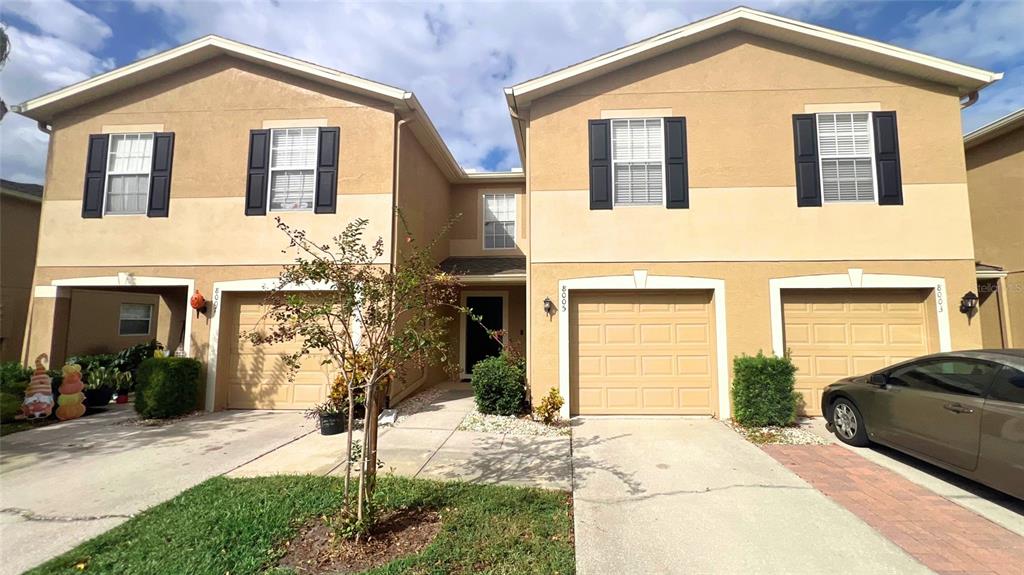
[26,475,575,575]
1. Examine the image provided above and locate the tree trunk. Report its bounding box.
[343,383,355,508]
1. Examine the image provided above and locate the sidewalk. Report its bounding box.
[229,384,571,490]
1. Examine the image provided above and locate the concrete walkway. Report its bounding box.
[0,406,310,575]
[230,385,571,490]
[571,418,931,575]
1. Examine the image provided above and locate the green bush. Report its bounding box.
[135,357,201,419]
[1,390,25,423]
[471,355,526,416]
[731,352,800,427]
[0,361,31,393]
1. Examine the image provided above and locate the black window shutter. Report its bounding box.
[82,134,108,218]
[873,111,903,205]
[588,119,612,210]
[792,114,821,207]
[314,127,340,214]
[245,129,270,215]
[147,132,174,217]
[664,117,689,209]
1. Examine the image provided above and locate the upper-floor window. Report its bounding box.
[105,133,154,215]
[816,112,876,203]
[119,303,153,336]
[268,127,318,211]
[611,118,664,206]
[483,193,516,249]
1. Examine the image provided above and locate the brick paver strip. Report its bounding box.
[764,444,1024,575]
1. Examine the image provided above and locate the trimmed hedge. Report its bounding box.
[471,355,526,416]
[731,352,800,427]
[135,357,201,419]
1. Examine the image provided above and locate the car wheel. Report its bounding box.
[831,398,869,447]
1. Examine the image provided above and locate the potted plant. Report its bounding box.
[83,365,118,407]
[112,371,133,404]
[308,400,347,436]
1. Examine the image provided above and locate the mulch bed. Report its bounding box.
[277,509,442,573]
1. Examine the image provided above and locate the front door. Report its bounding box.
[880,358,1000,470]
[464,296,504,375]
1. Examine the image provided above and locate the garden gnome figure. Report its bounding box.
[22,354,55,420]
[56,363,87,421]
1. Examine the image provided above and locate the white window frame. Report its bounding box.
[118,303,153,336]
[102,132,154,216]
[610,117,667,208]
[482,193,517,250]
[815,112,879,204]
[266,127,318,213]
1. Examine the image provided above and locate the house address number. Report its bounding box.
[560,285,568,313]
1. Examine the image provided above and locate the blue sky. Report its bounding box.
[1,0,1022,183]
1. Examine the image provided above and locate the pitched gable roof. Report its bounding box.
[506,6,1001,108]
[964,108,1024,149]
[13,35,522,184]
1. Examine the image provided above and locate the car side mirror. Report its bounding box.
[868,373,888,386]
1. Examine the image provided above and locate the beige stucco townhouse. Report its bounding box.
[964,109,1024,350]
[14,7,1002,417]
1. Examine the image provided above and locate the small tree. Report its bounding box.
[246,214,460,535]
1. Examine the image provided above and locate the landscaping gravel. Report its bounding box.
[725,419,829,445]
[458,408,570,437]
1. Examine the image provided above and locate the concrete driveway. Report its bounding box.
[572,418,930,575]
[0,406,311,575]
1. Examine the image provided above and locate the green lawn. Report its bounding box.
[26,475,575,575]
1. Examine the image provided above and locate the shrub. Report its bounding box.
[471,355,526,416]
[1,390,25,423]
[533,387,564,425]
[0,361,31,393]
[134,357,201,419]
[731,352,799,427]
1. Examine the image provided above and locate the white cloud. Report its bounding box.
[2,0,112,51]
[0,26,114,184]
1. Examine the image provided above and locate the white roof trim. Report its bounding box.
[14,35,408,120]
[964,108,1024,149]
[507,7,1001,105]
[13,35,525,184]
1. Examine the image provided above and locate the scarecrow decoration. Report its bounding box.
[56,363,87,421]
[22,354,54,420]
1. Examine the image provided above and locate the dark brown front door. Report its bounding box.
[465,296,503,375]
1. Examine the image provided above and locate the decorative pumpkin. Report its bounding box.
[22,354,54,420]
[56,363,87,421]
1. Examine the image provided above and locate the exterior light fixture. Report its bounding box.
[959,291,979,318]
[543,297,555,317]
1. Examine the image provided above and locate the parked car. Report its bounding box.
[822,350,1024,500]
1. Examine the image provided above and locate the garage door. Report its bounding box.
[223,293,331,409]
[570,290,716,415]
[783,289,934,415]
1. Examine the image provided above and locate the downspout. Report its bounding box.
[960,91,979,109]
[391,117,410,273]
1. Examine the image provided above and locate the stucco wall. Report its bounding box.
[966,124,1024,347]
[524,31,974,264]
[527,259,983,407]
[449,183,527,257]
[1,194,41,361]
[37,55,395,268]
[396,127,452,264]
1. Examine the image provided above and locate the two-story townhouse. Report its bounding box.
[1,180,44,361]
[506,7,1000,417]
[14,7,1004,420]
[13,36,525,410]
[964,109,1024,349]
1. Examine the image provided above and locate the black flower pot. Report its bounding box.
[85,386,115,408]
[319,412,347,436]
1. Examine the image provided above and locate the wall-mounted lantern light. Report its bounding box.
[543,296,555,317]
[959,291,979,318]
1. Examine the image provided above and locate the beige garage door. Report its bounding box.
[783,289,934,415]
[570,290,717,415]
[223,293,331,409]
